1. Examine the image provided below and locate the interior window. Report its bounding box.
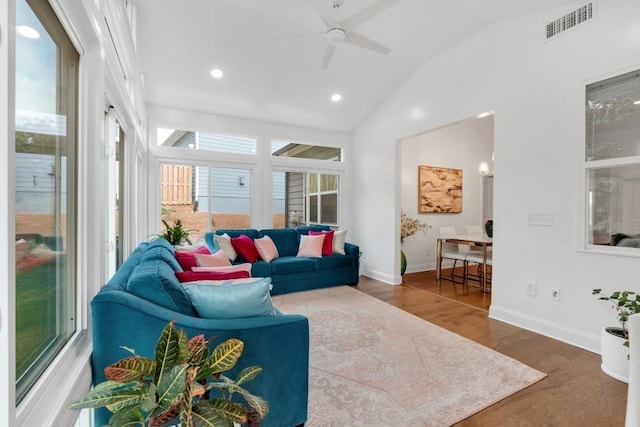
[585,69,640,247]
[14,0,78,402]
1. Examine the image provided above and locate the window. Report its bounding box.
[585,69,640,247]
[14,0,78,402]
[106,109,125,277]
[271,139,341,161]
[272,171,339,228]
[157,128,256,154]
[160,163,252,241]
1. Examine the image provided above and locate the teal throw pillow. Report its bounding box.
[182,277,275,319]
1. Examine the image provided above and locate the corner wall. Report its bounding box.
[352,1,640,352]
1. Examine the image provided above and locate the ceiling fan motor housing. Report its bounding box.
[326,27,346,45]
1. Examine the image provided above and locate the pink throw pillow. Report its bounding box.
[309,230,335,256]
[176,270,250,283]
[254,235,279,262]
[297,234,324,258]
[192,263,253,276]
[174,245,211,271]
[231,235,260,263]
[195,251,232,267]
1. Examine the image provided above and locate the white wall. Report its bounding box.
[353,1,640,352]
[400,115,494,273]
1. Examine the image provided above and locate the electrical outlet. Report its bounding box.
[526,282,537,297]
[551,288,560,301]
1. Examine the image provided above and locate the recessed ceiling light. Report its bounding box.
[634,100,640,105]
[331,93,342,102]
[16,25,40,39]
[210,68,224,79]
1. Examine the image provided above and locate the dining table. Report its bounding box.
[436,234,493,292]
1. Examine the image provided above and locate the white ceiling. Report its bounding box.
[133,0,580,132]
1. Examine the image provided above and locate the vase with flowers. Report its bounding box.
[400,211,430,276]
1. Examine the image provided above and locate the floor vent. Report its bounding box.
[546,3,593,40]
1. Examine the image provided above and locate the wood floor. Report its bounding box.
[354,269,628,427]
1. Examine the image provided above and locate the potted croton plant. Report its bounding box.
[71,321,267,426]
[592,288,640,383]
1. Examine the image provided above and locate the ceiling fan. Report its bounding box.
[309,0,399,69]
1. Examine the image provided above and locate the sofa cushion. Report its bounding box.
[215,229,259,240]
[254,235,279,262]
[309,230,334,256]
[297,234,324,258]
[175,245,211,271]
[142,245,184,272]
[314,254,352,270]
[192,263,253,276]
[258,229,299,257]
[333,229,348,255]
[182,277,275,319]
[250,260,271,277]
[214,233,238,262]
[195,251,232,267]
[127,259,196,315]
[176,270,250,282]
[270,257,316,274]
[231,234,260,263]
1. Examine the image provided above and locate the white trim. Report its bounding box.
[489,304,600,354]
[0,0,17,425]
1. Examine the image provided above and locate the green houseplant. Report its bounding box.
[71,321,267,426]
[592,288,640,382]
[160,219,194,246]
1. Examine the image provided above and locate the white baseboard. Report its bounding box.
[361,268,399,285]
[489,304,601,354]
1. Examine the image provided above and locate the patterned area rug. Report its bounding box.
[273,286,546,427]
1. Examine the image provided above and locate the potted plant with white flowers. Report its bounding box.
[400,211,429,276]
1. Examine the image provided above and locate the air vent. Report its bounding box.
[546,3,593,40]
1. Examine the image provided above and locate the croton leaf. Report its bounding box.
[196,339,243,380]
[150,402,180,427]
[192,400,235,427]
[154,322,183,383]
[155,364,189,415]
[188,335,210,365]
[108,404,146,427]
[206,383,268,419]
[205,398,249,423]
[235,366,262,386]
[69,384,146,410]
[105,357,155,383]
[104,387,149,413]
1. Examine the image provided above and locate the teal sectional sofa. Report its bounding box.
[205,225,360,295]
[91,238,309,427]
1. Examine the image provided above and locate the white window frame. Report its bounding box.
[581,66,640,258]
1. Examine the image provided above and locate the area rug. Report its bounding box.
[273,286,546,426]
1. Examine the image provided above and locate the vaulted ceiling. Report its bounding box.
[133,0,580,132]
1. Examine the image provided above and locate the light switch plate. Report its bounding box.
[528,213,553,226]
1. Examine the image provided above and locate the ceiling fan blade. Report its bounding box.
[321,44,337,69]
[309,0,335,28]
[344,31,390,55]
[339,0,399,30]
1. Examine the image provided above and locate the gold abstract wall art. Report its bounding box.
[418,166,463,213]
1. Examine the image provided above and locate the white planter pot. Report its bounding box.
[600,326,629,383]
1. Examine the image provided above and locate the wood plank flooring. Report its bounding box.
[354,269,627,427]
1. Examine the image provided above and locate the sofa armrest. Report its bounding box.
[91,289,308,427]
[344,242,360,283]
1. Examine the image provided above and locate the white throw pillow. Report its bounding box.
[297,234,324,258]
[214,233,237,261]
[333,229,348,255]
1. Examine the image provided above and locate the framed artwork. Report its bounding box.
[418,166,462,213]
